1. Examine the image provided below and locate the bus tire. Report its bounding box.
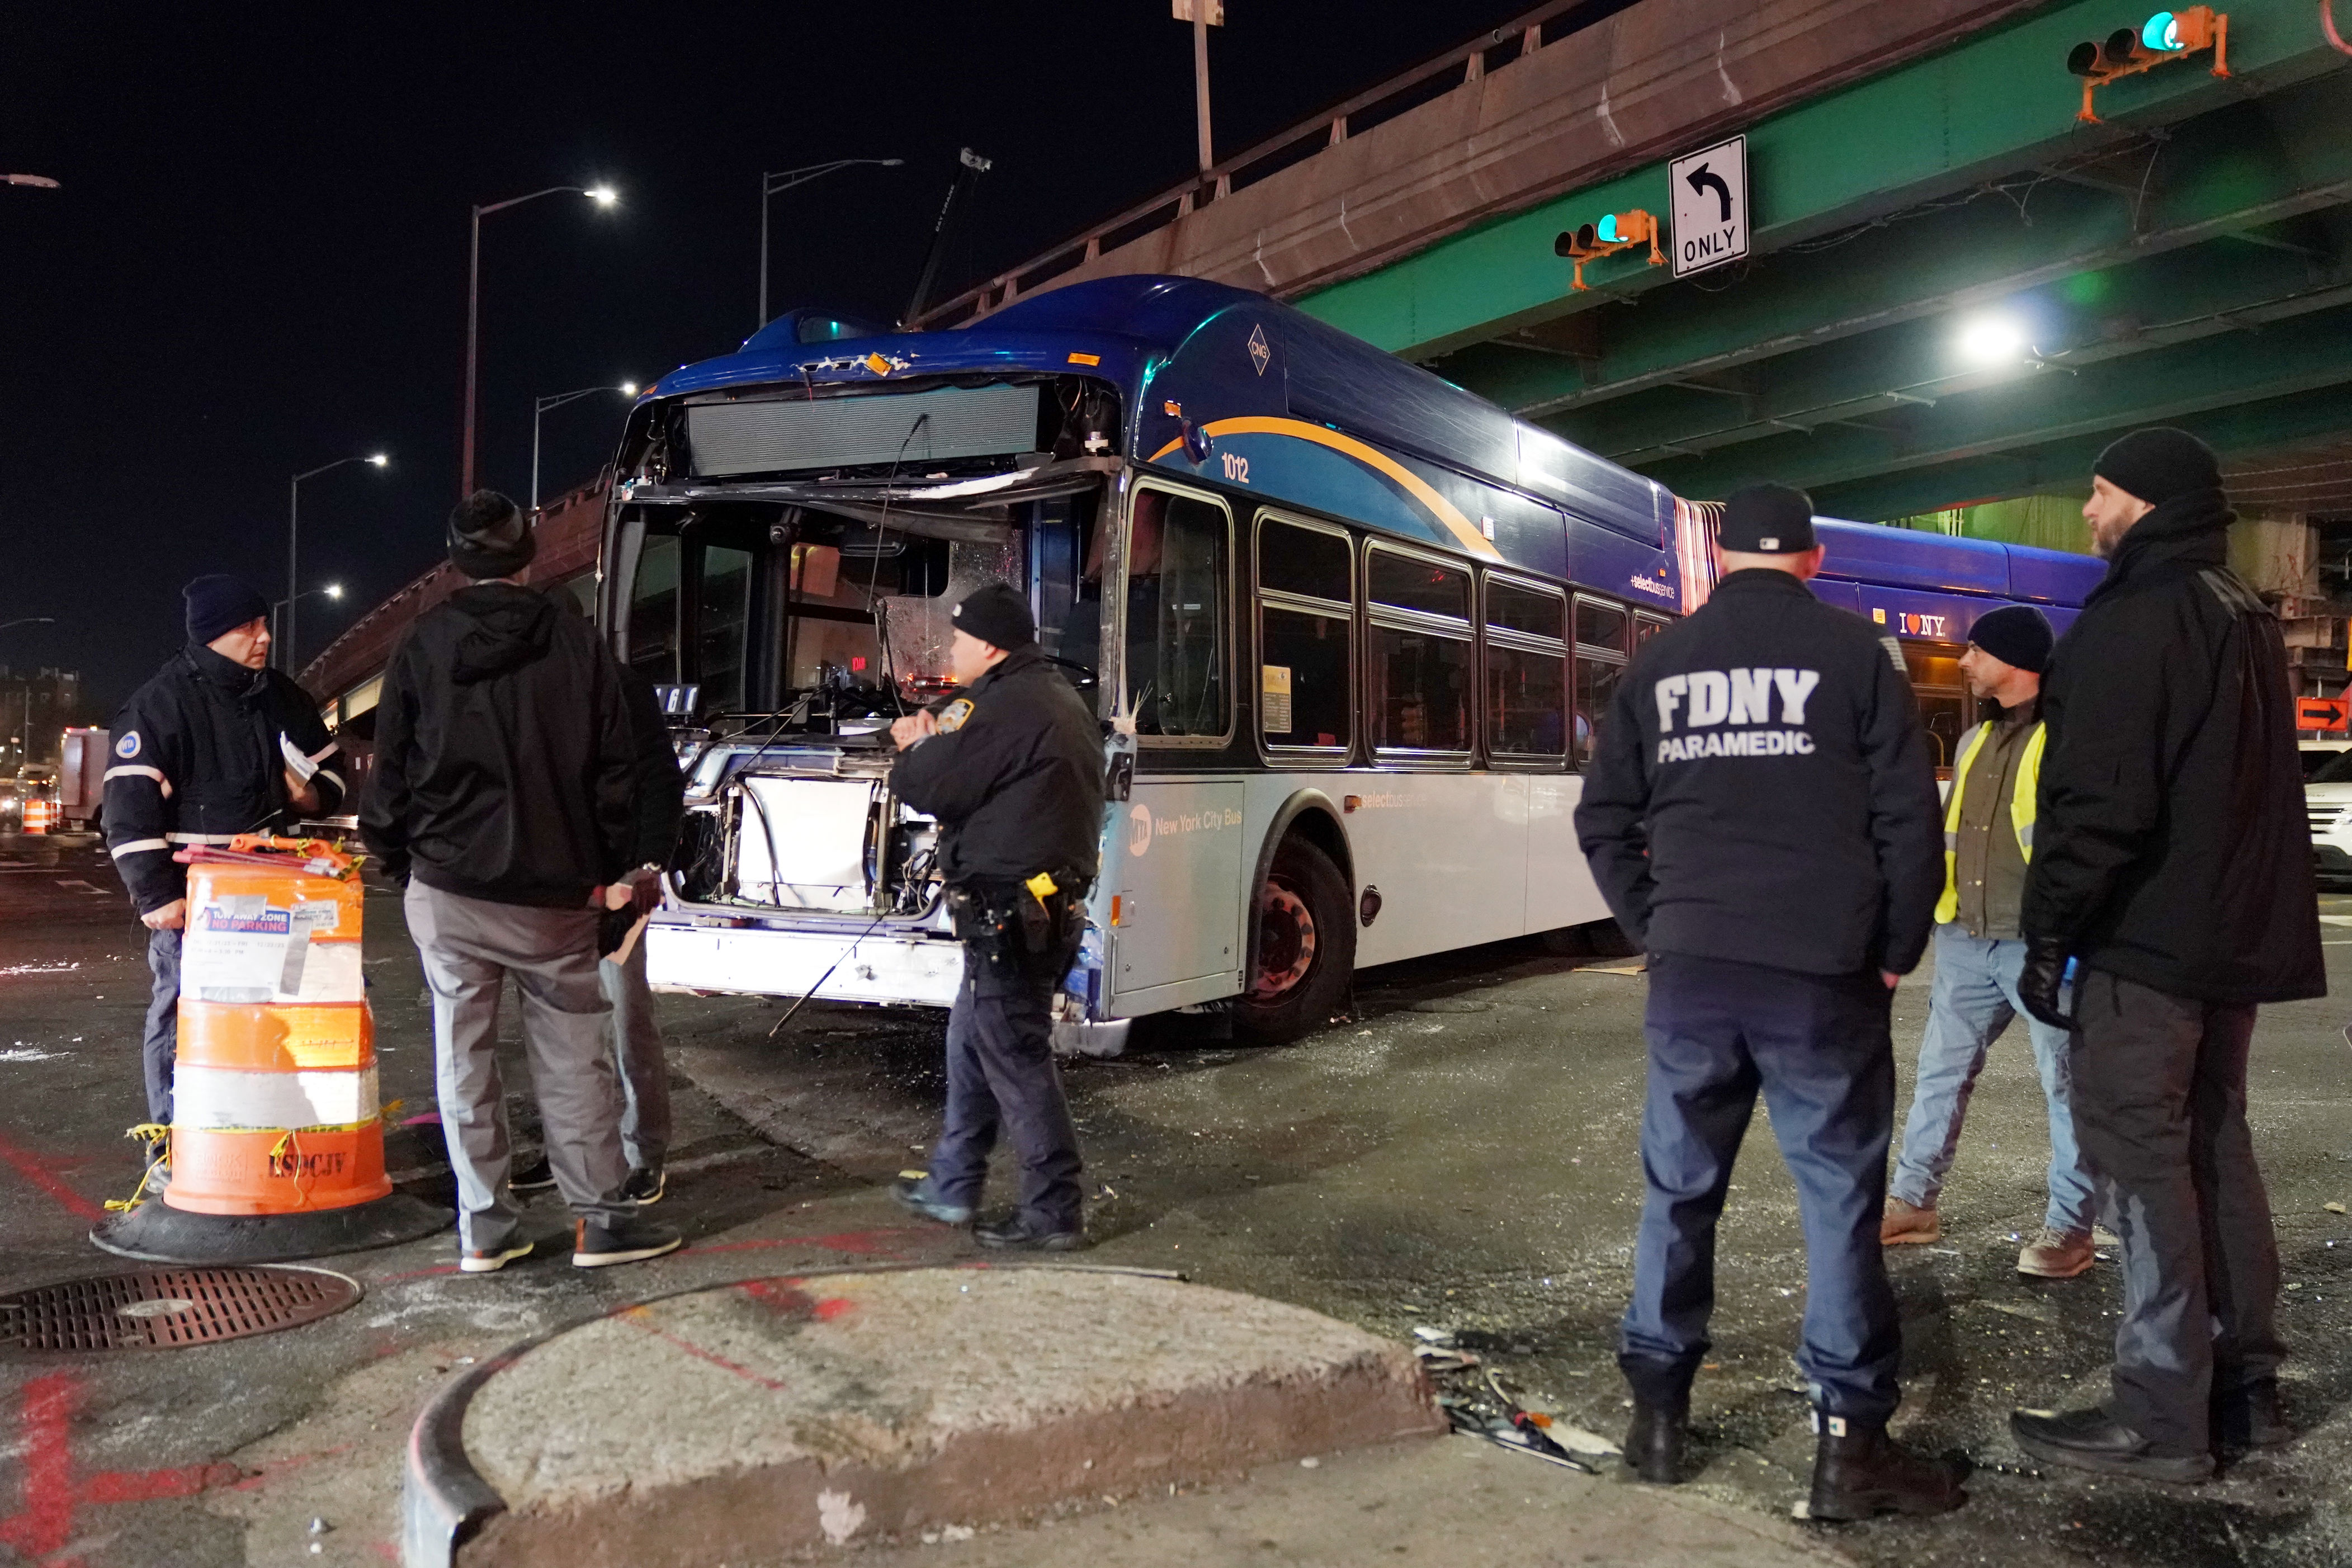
[1234,836,1355,1045]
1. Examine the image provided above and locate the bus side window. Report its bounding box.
[1368,546,1473,755]
[1635,612,1670,645]
[1125,489,1230,739]
[1257,515,1353,752]
[1903,640,1971,776]
[1572,596,1631,768]
[628,533,683,686]
[1486,578,1567,759]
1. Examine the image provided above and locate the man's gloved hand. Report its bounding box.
[2018,936,2075,1028]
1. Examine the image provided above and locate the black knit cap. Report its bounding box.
[1717,483,1819,554]
[447,490,537,579]
[1967,603,2054,676]
[2093,427,2221,507]
[950,580,1035,651]
[184,574,270,646]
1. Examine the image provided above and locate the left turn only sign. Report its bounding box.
[1669,135,1749,280]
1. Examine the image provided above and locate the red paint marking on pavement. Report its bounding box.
[617,1306,788,1390]
[0,1371,78,1560]
[813,1297,857,1321]
[687,1226,922,1258]
[77,1462,243,1504]
[399,1111,441,1127]
[0,1132,106,1221]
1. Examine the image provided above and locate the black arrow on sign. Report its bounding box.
[1685,163,1734,222]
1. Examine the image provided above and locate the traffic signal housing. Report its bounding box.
[2067,8,2230,123]
[1553,210,1664,292]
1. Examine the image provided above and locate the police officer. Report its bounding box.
[1575,484,1964,1518]
[887,580,1103,1250]
[105,575,346,1187]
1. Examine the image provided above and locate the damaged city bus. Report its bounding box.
[597,275,2091,1049]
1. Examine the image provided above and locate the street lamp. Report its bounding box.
[758,159,903,328]
[270,586,343,670]
[462,184,622,497]
[288,457,387,672]
[532,382,638,510]
[3,174,60,189]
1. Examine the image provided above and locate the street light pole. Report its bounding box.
[531,383,637,511]
[287,456,388,673]
[462,184,619,498]
[758,159,904,328]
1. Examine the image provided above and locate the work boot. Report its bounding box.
[973,1215,1086,1251]
[1879,1197,1939,1245]
[892,1173,973,1226]
[511,1153,557,1193]
[2016,1227,2096,1279]
[1622,1399,1687,1485]
[2009,1405,2213,1483]
[2214,1381,2292,1454]
[1807,1412,1969,1520]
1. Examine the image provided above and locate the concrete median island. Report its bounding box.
[402,1263,1444,1566]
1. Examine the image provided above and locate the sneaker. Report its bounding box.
[892,1173,974,1226]
[511,1154,557,1192]
[2018,1227,2096,1279]
[1880,1196,1940,1245]
[2092,1224,2121,1248]
[973,1215,1087,1251]
[620,1165,665,1205]
[572,1216,683,1268]
[460,1240,535,1274]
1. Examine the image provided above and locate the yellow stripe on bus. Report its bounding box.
[1148,416,1503,560]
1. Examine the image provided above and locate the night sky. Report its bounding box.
[3,2,1539,717]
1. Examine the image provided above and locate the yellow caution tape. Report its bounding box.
[1025,872,1058,902]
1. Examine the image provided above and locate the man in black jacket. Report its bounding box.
[1576,485,1962,1518]
[362,492,677,1273]
[2010,429,2324,1481]
[887,582,1104,1251]
[105,575,344,1180]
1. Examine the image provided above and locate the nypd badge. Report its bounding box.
[936,698,976,734]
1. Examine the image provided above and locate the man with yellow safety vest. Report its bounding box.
[1878,606,2099,1279]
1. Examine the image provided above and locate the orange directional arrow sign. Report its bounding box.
[2297,696,2348,731]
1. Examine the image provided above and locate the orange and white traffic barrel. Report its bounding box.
[89,836,450,1264]
[22,799,50,833]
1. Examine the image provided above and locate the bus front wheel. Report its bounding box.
[1234,837,1355,1045]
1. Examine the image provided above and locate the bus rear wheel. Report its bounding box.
[1233,837,1355,1045]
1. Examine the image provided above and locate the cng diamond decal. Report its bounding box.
[1247,324,1270,376]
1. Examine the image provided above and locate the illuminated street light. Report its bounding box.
[1957,315,2033,366]
[287,455,389,672]
[463,185,624,495]
[532,382,639,509]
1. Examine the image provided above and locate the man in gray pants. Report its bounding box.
[363,491,678,1273]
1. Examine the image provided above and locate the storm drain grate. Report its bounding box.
[0,1266,361,1352]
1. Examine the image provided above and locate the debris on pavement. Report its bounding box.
[1430,1363,1599,1474]
[2325,1201,2346,1215]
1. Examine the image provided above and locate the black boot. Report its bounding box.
[1808,1412,1969,1520]
[1622,1400,1686,1484]
[2214,1380,2291,1454]
[2010,1405,2213,1482]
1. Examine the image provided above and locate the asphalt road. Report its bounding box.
[3,834,2351,1566]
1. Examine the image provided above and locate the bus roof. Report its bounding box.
[648,275,1674,558]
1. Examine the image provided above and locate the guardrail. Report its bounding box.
[907,0,1616,329]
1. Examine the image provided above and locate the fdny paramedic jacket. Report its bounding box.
[1574,569,1944,977]
[103,643,346,914]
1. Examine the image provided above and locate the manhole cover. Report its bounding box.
[0,1266,361,1352]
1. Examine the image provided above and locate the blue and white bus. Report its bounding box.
[599,277,2101,1047]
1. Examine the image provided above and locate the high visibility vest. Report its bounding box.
[1934,719,2044,925]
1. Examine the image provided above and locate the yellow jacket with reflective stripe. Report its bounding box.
[1933,717,2045,925]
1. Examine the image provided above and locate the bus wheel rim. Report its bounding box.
[1253,882,1316,1000]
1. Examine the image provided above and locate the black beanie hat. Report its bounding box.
[2093,427,2221,507]
[184,574,271,646]
[1967,603,2054,676]
[447,490,537,579]
[950,580,1035,651]
[1718,483,1819,554]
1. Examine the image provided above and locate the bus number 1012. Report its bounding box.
[1219,452,1251,484]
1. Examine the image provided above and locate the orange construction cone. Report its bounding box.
[91,837,449,1264]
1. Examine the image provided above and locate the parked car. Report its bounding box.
[2305,746,2352,882]
[2301,738,2352,780]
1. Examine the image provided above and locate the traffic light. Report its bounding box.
[1553,209,1664,292]
[2066,8,2230,123]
